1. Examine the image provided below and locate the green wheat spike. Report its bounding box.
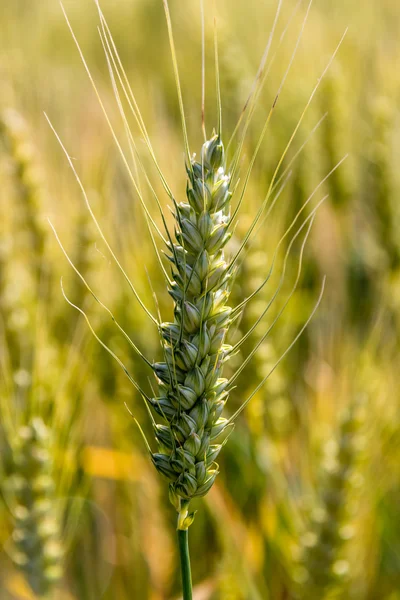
[151,132,234,527]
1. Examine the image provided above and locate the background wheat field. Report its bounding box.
[1,1,400,599]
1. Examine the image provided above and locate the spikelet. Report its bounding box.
[294,399,365,599]
[150,132,234,525]
[6,418,63,598]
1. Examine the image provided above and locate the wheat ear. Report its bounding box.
[295,398,365,598]
[151,132,233,508]
[6,418,63,599]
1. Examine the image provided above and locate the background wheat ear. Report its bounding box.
[294,396,366,599]
[0,104,92,599]
[0,109,47,286]
[6,419,64,599]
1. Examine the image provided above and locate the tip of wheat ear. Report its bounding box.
[149,133,235,510]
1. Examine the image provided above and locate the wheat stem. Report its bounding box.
[177,528,193,600]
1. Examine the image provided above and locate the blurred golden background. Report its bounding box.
[1,0,400,598]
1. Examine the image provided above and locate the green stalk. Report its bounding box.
[177,528,193,600]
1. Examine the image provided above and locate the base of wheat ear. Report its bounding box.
[150,132,234,528]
